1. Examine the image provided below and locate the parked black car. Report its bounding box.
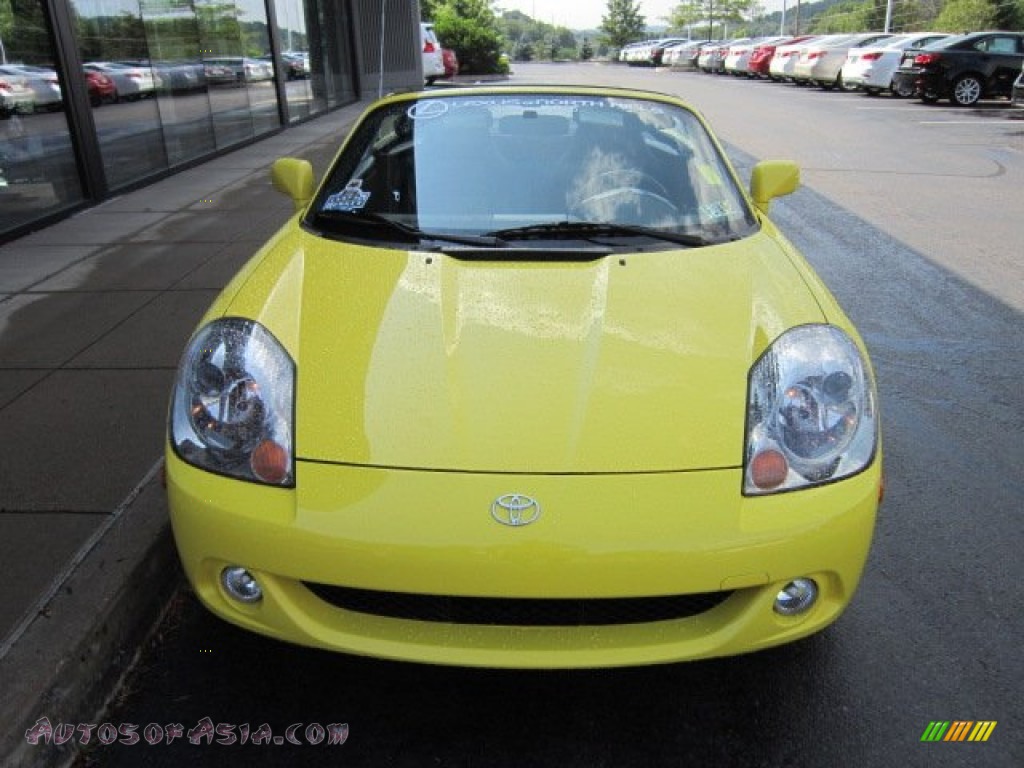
[892,31,1024,106]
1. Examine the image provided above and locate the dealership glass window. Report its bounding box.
[71,0,169,189]
[0,0,83,233]
[273,0,354,123]
[195,0,279,148]
[141,0,216,167]
[238,0,278,137]
[316,0,354,109]
[274,0,316,121]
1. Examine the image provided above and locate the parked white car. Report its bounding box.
[793,34,897,89]
[840,33,951,95]
[769,36,824,81]
[724,37,785,76]
[421,23,445,85]
[0,65,62,111]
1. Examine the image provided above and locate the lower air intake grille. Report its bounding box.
[302,583,733,626]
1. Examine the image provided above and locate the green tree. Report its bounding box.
[0,0,15,64]
[810,0,871,32]
[600,0,645,50]
[497,9,577,62]
[666,0,705,32]
[666,0,757,38]
[432,0,503,74]
[2,0,53,65]
[934,0,999,31]
[995,0,1024,28]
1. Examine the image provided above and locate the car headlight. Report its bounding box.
[170,318,295,486]
[745,325,877,495]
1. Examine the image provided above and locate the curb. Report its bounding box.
[0,464,182,768]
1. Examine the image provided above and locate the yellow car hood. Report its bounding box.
[225,227,826,473]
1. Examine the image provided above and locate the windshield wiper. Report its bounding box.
[487,221,714,247]
[314,210,506,248]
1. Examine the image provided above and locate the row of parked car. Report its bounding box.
[1,54,310,118]
[620,31,1024,108]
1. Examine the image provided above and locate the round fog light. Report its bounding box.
[774,578,818,616]
[221,566,263,603]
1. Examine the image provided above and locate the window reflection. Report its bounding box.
[274,0,353,123]
[0,0,82,232]
[196,0,278,146]
[72,0,169,188]
[316,0,354,109]
[2,0,357,240]
[274,0,313,122]
[141,0,215,166]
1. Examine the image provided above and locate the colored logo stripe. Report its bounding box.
[921,722,949,742]
[945,721,973,741]
[921,721,996,742]
[968,722,997,742]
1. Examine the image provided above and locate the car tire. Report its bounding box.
[951,74,982,107]
[920,91,939,104]
[425,76,437,85]
[893,79,915,98]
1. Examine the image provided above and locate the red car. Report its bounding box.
[442,48,459,78]
[84,69,116,105]
[749,35,815,79]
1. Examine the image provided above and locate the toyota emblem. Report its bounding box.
[491,494,541,527]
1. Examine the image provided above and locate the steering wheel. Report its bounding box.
[592,169,671,198]
[570,170,679,223]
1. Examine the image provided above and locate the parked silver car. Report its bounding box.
[83,62,156,100]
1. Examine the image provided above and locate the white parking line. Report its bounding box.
[918,120,1021,125]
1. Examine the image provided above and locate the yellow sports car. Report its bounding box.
[166,86,882,668]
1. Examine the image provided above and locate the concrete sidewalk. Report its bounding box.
[0,99,368,767]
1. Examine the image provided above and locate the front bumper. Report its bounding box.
[167,450,881,668]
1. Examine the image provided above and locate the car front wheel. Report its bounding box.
[952,74,982,106]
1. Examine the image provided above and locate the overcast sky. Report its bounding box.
[497,0,786,30]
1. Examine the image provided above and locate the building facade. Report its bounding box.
[0,0,422,244]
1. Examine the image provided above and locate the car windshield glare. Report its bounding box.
[309,92,757,246]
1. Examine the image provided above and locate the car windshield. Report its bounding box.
[307,91,757,249]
